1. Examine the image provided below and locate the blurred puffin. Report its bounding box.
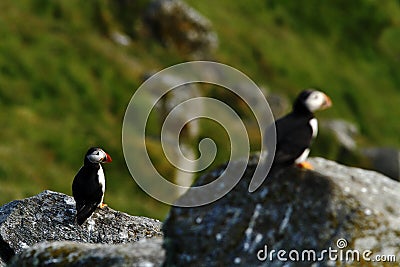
[72,147,112,225]
[264,89,332,170]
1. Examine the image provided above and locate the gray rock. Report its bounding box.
[163,156,400,266]
[110,31,131,46]
[361,147,400,181]
[321,119,359,150]
[0,190,162,265]
[267,93,290,119]
[142,71,203,139]
[143,0,218,58]
[9,238,164,267]
[141,71,203,195]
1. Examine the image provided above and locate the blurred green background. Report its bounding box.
[0,0,399,220]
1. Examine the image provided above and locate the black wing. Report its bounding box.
[264,113,314,166]
[72,167,103,225]
[75,200,99,225]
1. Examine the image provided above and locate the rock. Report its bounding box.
[266,92,290,119]
[142,71,203,194]
[361,147,400,181]
[0,190,162,265]
[163,156,400,266]
[143,0,218,58]
[110,31,131,46]
[8,238,164,267]
[321,119,359,150]
[142,71,203,139]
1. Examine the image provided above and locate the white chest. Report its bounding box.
[309,118,318,138]
[98,165,106,193]
[295,148,310,164]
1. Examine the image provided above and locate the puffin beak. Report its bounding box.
[321,94,332,109]
[102,153,112,163]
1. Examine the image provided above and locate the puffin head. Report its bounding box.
[293,89,332,113]
[85,147,112,164]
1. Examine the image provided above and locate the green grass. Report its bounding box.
[0,0,399,220]
[186,0,400,144]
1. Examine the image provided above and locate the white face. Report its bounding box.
[87,149,107,163]
[304,91,330,112]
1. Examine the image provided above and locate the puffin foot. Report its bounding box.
[296,161,314,170]
[99,203,108,209]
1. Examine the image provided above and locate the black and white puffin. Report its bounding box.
[264,89,332,170]
[72,147,112,225]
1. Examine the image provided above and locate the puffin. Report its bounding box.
[264,89,332,170]
[72,147,112,225]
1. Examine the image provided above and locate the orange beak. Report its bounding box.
[102,153,112,163]
[321,94,332,109]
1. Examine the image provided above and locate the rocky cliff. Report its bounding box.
[163,156,400,267]
[1,157,399,266]
[0,190,163,266]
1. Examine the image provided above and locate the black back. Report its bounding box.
[72,159,103,225]
[265,111,314,167]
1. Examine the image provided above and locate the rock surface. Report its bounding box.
[143,0,218,58]
[321,119,359,150]
[163,156,400,266]
[0,190,162,265]
[362,147,400,181]
[8,238,164,267]
[266,92,289,119]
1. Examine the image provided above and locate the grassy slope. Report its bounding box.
[0,0,399,219]
[0,0,171,219]
[186,0,400,145]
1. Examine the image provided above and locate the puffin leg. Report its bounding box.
[99,203,108,209]
[296,161,314,170]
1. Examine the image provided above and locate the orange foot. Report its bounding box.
[296,161,314,170]
[99,203,108,209]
